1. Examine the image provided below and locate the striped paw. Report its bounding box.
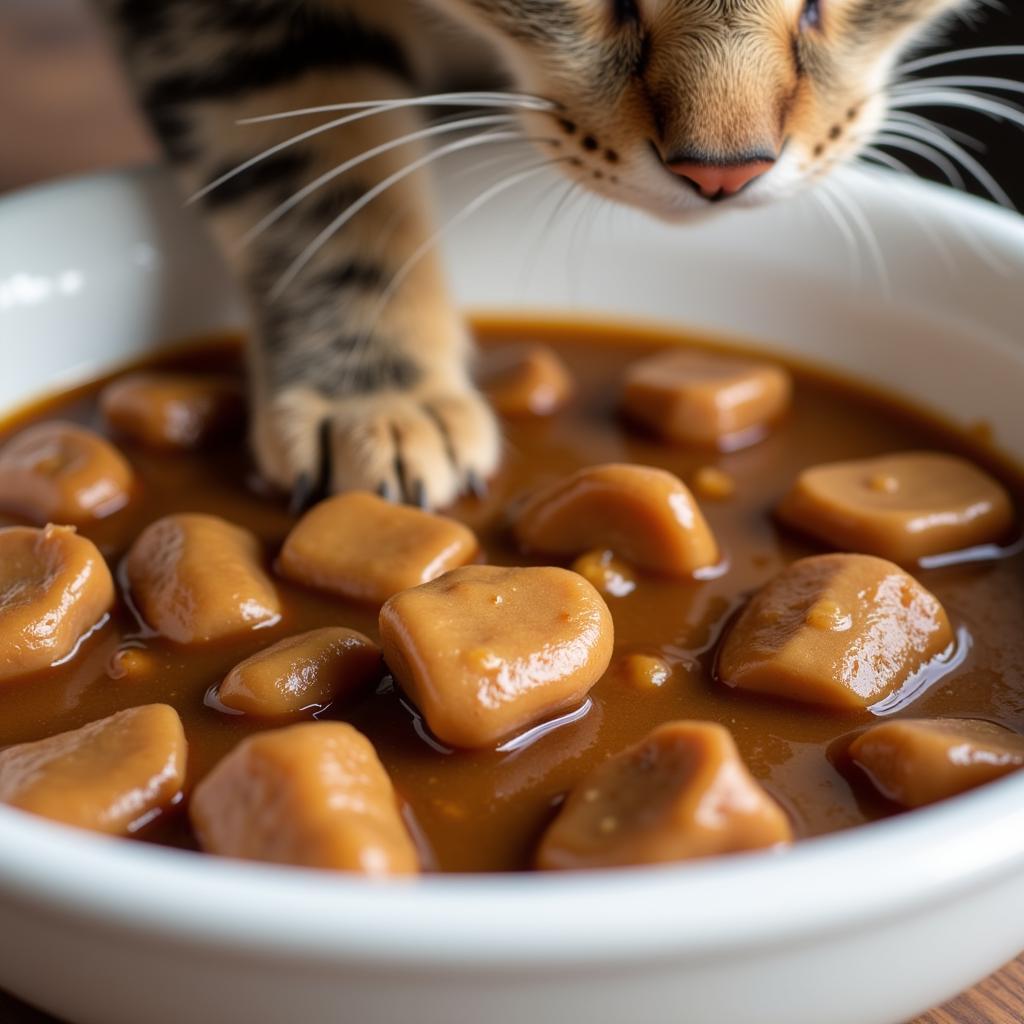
[253,384,501,512]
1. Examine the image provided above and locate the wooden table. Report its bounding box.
[1,1,1022,1021]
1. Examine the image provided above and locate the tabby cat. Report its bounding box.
[96,0,974,509]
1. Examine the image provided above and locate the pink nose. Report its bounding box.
[667,160,774,199]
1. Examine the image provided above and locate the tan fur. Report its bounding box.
[94,0,972,507]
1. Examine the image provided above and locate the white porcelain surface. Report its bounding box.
[0,161,1023,1024]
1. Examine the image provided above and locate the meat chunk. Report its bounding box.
[514,463,719,578]
[217,627,382,718]
[777,452,1014,563]
[0,704,186,834]
[379,565,614,748]
[849,718,1024,808]
[0,525,114,682]
[190,722,419,875]
[0,421,133,524]
[718,554,953,711]
[278,491,478,605]
[482,345,574,417]
[101,372,244,450]
[125,513,281,643]
[536,721,792,869]
[622,350,791,449]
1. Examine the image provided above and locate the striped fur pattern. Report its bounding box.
[95,0,970,508]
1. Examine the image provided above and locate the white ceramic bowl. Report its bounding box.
[1,160,1023,1024]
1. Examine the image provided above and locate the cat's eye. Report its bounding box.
[800,0,822,30]
[612,0,640,25]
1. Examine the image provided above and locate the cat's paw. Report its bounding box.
[253,386,501,511]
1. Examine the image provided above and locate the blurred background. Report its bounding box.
[0,0,1022,205]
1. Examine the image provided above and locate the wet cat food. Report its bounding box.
[0,704,186,835]
[101,372,244,450]
[514,463,719,577]
[190,721,419,875]
[536,721,792,870]
[379,565,614,748]
[217,627,382,718]
[0,319,1020,874]
[777,452,1013,563]
[278,491,478,604]
[125,513,281,644]
[621,350,791,449]
[0,524,114,682]
[0,421,133,524]
[718,553,953,711]
[848,718,1024,808]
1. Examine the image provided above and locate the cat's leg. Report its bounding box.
[95,1,500,508]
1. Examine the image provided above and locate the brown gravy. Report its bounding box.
[0,319,1022,872]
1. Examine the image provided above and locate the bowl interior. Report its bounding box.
[1,159,1024,959]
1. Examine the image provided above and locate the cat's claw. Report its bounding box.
[256,386,501,512]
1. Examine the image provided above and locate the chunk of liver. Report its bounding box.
[278,491,479,604]
[0,421,133,524]
[536,721,792,869]
[482,345,574,417]
[719,553,953,711]
[849,718,1024,808]
[622,350,791,449]
[190,722,419,875]
[101,372,244,450]
[217,627,382,718]
[125,513,281,643]
[0,525,114,683]
[777,452,1014,563]
[0,704,187,834]
[514,463,719,578]
[379,565,614,748]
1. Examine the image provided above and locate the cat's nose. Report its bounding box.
[667,160,774,200]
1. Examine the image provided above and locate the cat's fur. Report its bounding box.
[95,0,968,508]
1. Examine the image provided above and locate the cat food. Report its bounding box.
[536,721,792,870]
[0,525,114,683]
[0,421,133,524]
[570,549,638,598]
[481,345,574,417]
[125,513,281,643]
[190,722,419,875]
[379,565,614,748]
[777,452,1013,563]
[621,350,791,449]
[217,627,382,718]
[718,553,953,711]
[101,372,244,450]
[0,704,186,835]
[848,718,1024,808]
[0,322,1021,874]
[514,463,719,577]
[278,491,478,604]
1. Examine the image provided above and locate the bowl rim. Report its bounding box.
[2,165,1024,968]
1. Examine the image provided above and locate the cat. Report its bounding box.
[95,0,972,509]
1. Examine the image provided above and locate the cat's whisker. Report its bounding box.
[237,91,556,124]
[873,130,967,190]
[191,101,538,206]
[239,114,520,248]
[808,188,862,283]
[875,123,1013,208]
[859,147,915,176]
[350,158,571,366]
[892,75,1024,100]
[889,90,1024,132]
[271,129,532,298]
[885,110,984,153]
[897,45,1024,77]
[821,181,891,299]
